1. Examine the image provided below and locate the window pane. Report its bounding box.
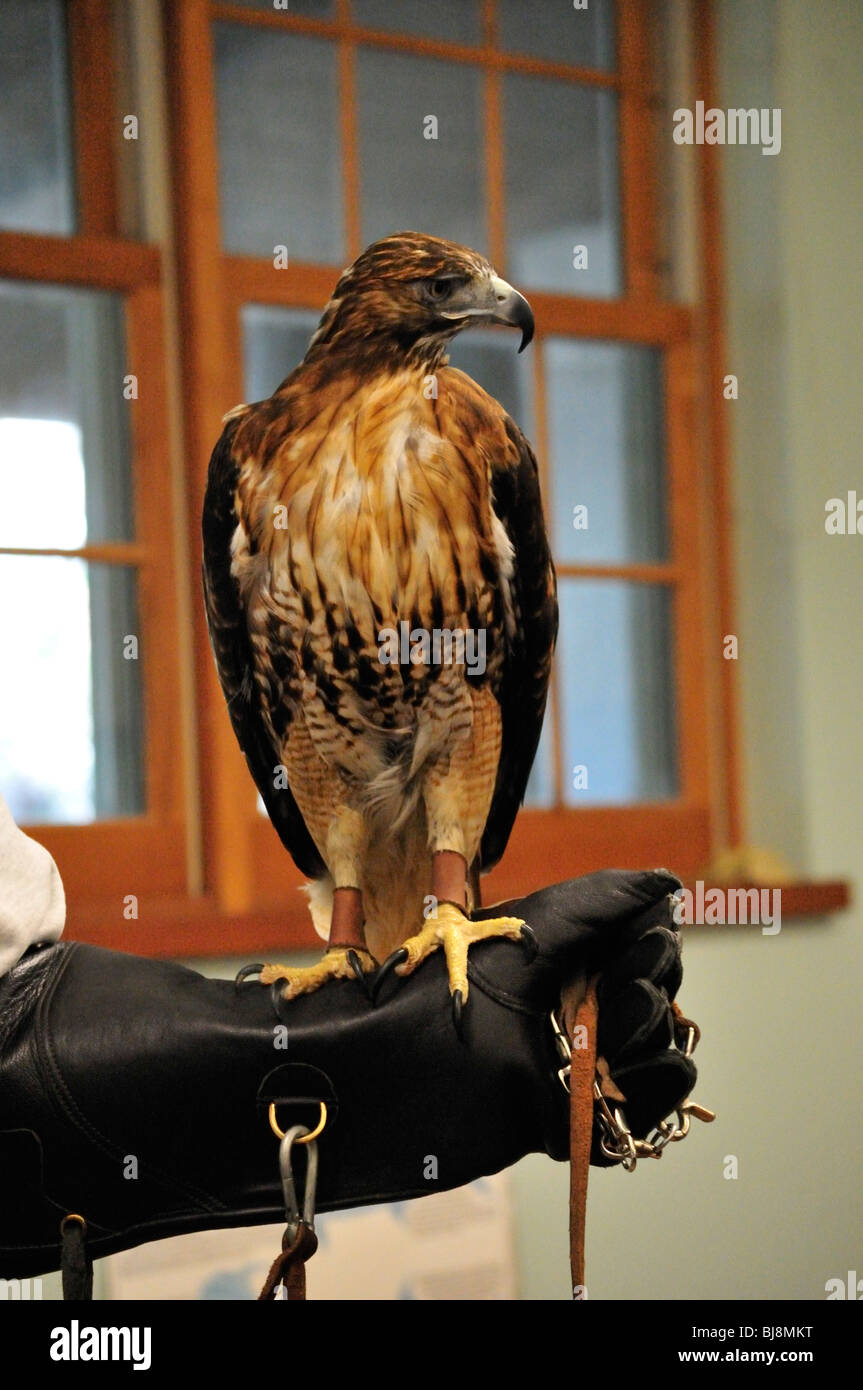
[546,339,668,565]
[503,77,621,295]
[447,327,535,440]
[0,282,134,547]
[498,0,616,69]
[0,559,145,823]
[0,0,75,234]
[357,49,486,251]
[523,686,555,808]
[241,305,320,400]
[354,0,480,44]
[213,24,344,262]
[557,580,677,805]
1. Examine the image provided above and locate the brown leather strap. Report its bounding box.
[258,1223,318,1301]
[569,976,599,1299]
[671,998,701,1050]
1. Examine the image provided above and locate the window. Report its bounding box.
[0,0,184,909]
[1,0,733,951]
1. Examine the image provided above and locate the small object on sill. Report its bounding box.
[695,845,794,887]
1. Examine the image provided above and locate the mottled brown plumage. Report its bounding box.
[203,232,557,1001]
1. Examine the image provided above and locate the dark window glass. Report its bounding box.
[503,77,621,295]
[357,49,486,252]
[546,339,668,565]
[0,0,75,234]
[498,0,616,69]
[214,24,344,262]
[354,0,480,44]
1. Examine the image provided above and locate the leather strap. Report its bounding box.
[258,1223,318,1301]
[568,976,599,1300]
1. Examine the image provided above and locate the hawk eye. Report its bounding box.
[427,277,453,301]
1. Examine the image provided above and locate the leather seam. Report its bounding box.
[465,959,549,1015]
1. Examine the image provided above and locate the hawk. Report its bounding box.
[203,232,557,1022]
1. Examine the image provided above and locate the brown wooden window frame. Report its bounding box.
[0,0,186,908]
[0,0,755,954]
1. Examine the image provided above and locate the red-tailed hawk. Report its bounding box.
[203,232,557,1024]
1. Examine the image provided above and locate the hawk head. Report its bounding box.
[305,232,535,369]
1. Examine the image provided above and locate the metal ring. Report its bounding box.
[60,1213,87,1233]
[670,1109,691,1141]
[268,1100,327,1144]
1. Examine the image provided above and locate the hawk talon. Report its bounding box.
[234,963,264,989]
[270,979,293,1023]
[519,924,539,962]
[370,948,409,1003]
[451,989,465,1039]
[442,922,534,1037]
[346,949,375,999]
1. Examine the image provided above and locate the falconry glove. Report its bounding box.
[0,868,702,1289]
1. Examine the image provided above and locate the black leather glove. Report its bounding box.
[0,868,697,1280]
[475,871,697,1164]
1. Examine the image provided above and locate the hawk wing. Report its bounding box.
[480,416,558,871]
[201,415,325,878]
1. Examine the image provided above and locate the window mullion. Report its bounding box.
[616,0,660,302]
[165,0,257,912]
[482,0,505,267]
[66,0,119,237]
[337,21,361,262]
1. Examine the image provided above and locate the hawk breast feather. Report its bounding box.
[201,361,557,878]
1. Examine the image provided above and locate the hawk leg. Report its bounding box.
[372,692,533,1027]
[250,756,377,999]
[259,887,377,1000]
[380,849,531,1032]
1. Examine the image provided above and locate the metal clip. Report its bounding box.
[278,1124,319,1245]
[551,1005,715,1173]
[550,1008,573,1093]
[682,1100,716,1124]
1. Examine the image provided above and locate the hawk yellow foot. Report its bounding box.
[383,902,532,1030]
[256,947,377,1000]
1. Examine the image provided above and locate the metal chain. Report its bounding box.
[550,1007,715,1172]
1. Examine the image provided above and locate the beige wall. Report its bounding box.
[512,0,863,1300]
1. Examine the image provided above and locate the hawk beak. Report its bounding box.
[440,274,535,352]
[488,276,535,353]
